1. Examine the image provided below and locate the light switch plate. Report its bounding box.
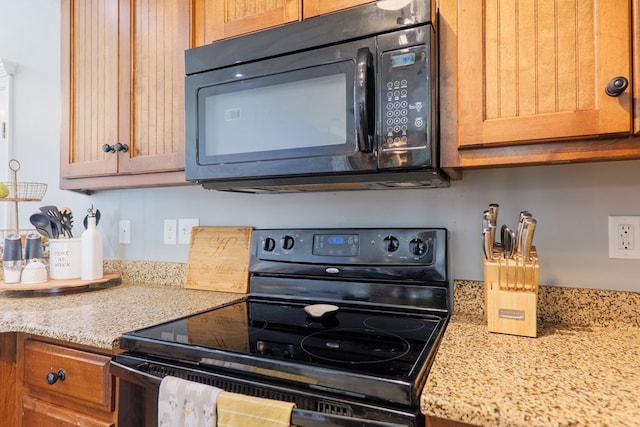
[178,218,199,245]
[119,220,131,244]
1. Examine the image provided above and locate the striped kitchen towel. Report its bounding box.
[216,391,296,427]
[158,376,222,427]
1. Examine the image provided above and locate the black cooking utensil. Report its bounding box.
[83,209,101,229]
[39,206,64,238]
[30,213,56,239]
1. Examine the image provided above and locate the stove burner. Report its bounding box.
[363,316,426,333]
[300,328,409,364]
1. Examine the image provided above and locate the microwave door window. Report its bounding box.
[198,61,357,164]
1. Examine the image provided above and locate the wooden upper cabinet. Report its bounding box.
[439,0,638,172]
[193,0,374,45]
[303,0,373,19]
[60,0,189,191]
[61,0,119,179]
[452,0,631,149]
[118,0,189,175]
[194,0,301,45]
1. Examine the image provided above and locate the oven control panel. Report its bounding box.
[252,228,446,266]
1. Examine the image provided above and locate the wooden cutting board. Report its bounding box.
[185,226,253,293]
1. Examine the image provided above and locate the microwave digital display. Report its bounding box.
[391,52,415,67]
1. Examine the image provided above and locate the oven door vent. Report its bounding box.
[143,361,353,416]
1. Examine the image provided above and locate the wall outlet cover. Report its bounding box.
[608,216,640,259]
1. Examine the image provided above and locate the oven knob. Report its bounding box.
[281,235,295,250]
[383,235,399,252]
[409,238,427,256]
[263,237,276,252]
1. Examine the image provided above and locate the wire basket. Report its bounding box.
[0,181,48,201]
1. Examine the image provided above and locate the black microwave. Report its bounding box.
[184,0,449,193]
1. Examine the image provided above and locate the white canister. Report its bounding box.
[49,238,82,280]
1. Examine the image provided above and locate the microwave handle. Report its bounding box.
[356,47,373,152]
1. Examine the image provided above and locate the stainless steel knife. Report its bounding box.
[483,225,496,260]
[522,217,537,261]
[515,211,532,257]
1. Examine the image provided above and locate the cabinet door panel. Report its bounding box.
[194,0,300,44]
[457,0,631,149]
[303,0,372,19]
[117,0,189,174]
[61,0,119,178]
[22,396,114,427]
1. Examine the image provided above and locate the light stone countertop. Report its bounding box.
[3,260,639,425]
[421,281,640,426]
[0,261,245,350]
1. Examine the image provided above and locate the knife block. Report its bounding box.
[484,247,539,337]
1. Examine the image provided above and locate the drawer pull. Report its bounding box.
[45,369,66,385]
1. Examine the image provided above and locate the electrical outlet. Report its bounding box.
[164,219,177,245]
[178,218,199,245]
[119,220,131,244]
[608,216,640,259]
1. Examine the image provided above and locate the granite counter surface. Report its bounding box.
[0,280,244,350]
[421,281,640,426]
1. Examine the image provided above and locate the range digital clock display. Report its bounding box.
[313,234,359,256]
[328,236,345,244]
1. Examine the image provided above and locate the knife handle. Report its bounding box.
[515,211,532,256]
[522,218,537,261]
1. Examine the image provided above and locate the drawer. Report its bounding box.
[23,339,114,411]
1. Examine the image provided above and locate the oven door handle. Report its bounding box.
[291,409,407,427]
[110,359,162,387]
[110,360,407,427]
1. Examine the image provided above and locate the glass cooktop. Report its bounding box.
[124,299,444,380]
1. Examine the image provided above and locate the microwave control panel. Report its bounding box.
[380,45,429,152]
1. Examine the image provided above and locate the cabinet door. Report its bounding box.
[117,0,189,175]
[60,0,119,179]
[0,333,17,426]
[303,0,372,19]
[456,0,631,149]
[303,0,373,19]
[22,396,114,427]
[194,0,301,45]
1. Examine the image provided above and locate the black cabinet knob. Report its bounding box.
[45,368,66,385]
[605,76,628,97]
[102,143,129,153]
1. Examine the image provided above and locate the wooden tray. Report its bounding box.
[0,271,121,294]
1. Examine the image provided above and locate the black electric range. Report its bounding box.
[113,228,450,427]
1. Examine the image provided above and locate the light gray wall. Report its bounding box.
[2,0,639,292]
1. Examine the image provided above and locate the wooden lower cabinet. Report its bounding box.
[22,396,114,427]
[16,334,118,427]
[0,333,17,427]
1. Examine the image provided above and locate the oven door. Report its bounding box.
[185,37,377,183]
[111,355,421,427]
